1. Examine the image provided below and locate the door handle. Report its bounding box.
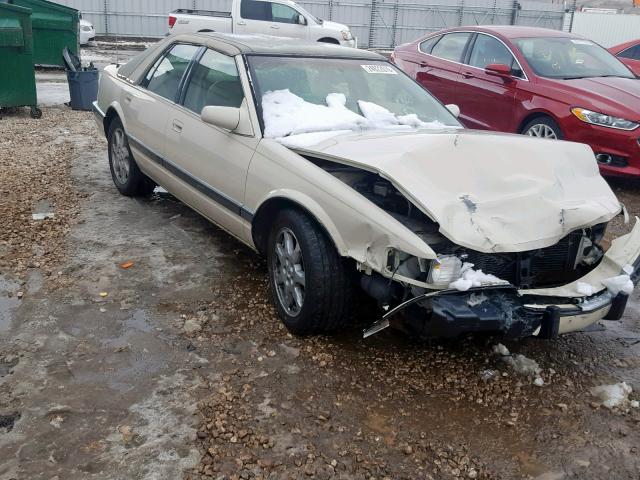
[237,21,246,25]
[172,120,183,133]
[270,24,280,29]
[462,71,474,78]
[420,62,429,67]
[124,95,132,103]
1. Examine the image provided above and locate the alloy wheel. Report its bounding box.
[272,227,306,316]
[525,123,558,139]
[111,128,131,184]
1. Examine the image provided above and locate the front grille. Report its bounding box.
[463,230,587,288]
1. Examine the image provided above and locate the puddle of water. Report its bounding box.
[0,278,20,332]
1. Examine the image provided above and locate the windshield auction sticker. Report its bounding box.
[361,64,397,74]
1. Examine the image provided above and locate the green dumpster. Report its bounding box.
[0,2,41,118]
[7,0,79,67]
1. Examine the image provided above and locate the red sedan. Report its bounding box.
[392,26,640,177]
[609,39,640,76]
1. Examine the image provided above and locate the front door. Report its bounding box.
[455,34,523,132]
[235,0,308,40]
[164,48,259,238]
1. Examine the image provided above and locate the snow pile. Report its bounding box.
[492,343,543,384]
[602,265,635,296]
[576,281,597,297]
[262,89,448,142]
[590,382,633,409]
[449,262,505,292]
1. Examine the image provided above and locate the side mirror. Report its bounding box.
[201,106,240,131]
[297,14,307,25]
[485,63,513,78]
[445,104,460,118]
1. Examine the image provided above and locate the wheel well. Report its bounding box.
[518,112,556,134]
[251,197,337,257]
[318,37,340,44]
[103,107,120,137]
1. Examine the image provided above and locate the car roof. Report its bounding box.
[446,25,581,40]
[118,33,386,85]
[190,32,385,59]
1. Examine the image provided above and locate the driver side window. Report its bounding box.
[271,4,300,24]
[468,34,521,77]
[182,49,244,115]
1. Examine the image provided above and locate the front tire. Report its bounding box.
[522,116,563,140]
[107,118,155,196]
[267,209,353,335]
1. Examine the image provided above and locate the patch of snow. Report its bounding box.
[32,212,55,220]
[36,82,70,106]
[630,400,639,408]
[449,262,505,291]
[504,354,542,376]
[262,89,450,144]
[623,264,634,275]
[576,281,596,296]
[602,274,634,296]
[533,377,544,387]
[480,369,497,381]
[590,382,632,409]
[492,343,510,356]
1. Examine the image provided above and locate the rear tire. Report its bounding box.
[522,116,563,140]
[267,209,353,335]
[107,118,155,197]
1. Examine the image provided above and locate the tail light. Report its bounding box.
[169,15,177,29]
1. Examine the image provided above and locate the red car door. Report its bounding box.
[412,32,472,106]
[454,33,523,132]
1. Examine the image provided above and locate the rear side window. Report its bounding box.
[183,49,244,114]
[419,35,441,54]
[240,0,271,21]
[619,44,640,60]
[144,44,199,102]
[430,32,471,62]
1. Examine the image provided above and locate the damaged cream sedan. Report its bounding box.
[93,33,640,339]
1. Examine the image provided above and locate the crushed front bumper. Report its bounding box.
[364,218,640,339]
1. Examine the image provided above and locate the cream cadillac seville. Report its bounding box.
[93,33,640,339]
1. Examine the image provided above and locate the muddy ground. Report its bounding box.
[2,47,640,480]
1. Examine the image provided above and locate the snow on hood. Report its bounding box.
[262,90,448,140]
[281,129,621,253]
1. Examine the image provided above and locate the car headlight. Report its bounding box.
[341,30,353,41]
[81,25,92,32]
[571,107,639,131]
[427,255,462,287]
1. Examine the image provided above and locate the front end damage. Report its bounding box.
[288,131,640,339]
[299,148,640,340]
[362,219,640,340]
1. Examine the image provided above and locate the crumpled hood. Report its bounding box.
[289,129,621,253]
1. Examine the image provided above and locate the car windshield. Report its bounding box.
[514,37,634,79]
[247,56,461,140]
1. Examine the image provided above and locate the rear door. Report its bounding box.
[455,33,523,132]
[413,32,472,106]
[164,48,259,237]
[122,43,200,174]
[235,0,307,39]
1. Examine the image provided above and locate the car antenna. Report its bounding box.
[115,31,120,67]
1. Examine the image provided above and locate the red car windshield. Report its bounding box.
[514,37,635,80]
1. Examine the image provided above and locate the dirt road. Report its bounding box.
[1,106,639,480]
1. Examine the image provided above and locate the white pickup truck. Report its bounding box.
[168,0,356,47]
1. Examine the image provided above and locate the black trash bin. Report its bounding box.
[66,69,98,110]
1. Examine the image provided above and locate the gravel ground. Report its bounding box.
[1,106,640,480]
